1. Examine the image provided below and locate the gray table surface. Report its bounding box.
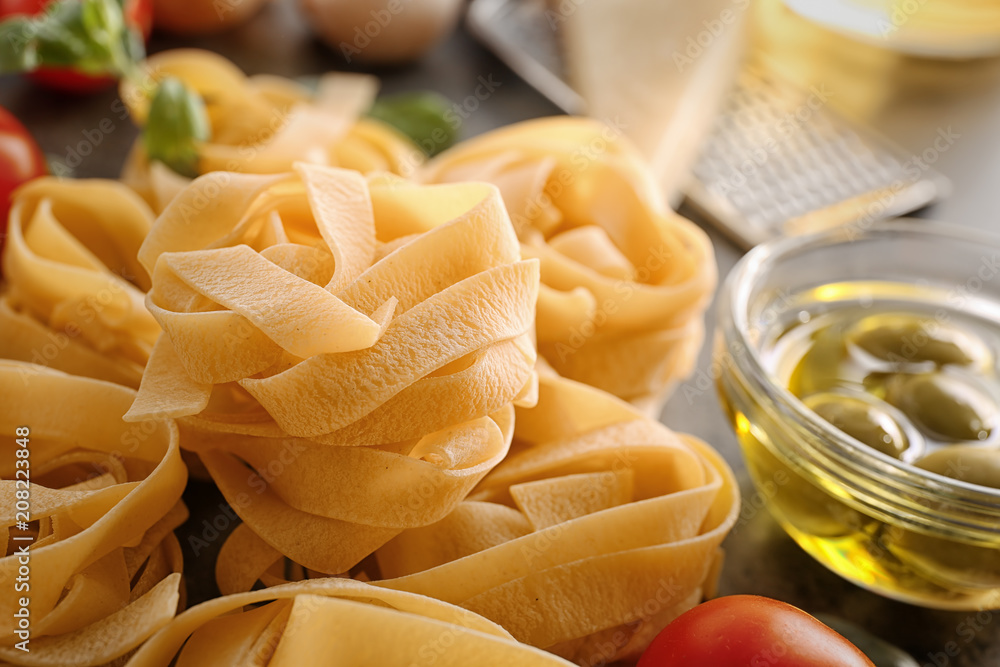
[2,0,999,664]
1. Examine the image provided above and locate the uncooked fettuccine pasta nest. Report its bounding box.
[124,163,540,582]
[218,370,738,664]
[422,118,716,414]
[1,178,159,388]
[0,362,187,667]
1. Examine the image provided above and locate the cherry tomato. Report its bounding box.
[0,0,48,17]
[0,106,47,257]
[28,68,120,93]
[125,0,153,39]
[637,596,876,667]
[0,0,153,93]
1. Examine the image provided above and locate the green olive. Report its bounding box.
[886,373,997,442]
[915,445,1000,489]
[804,393,910,459]
[849,314,991,369]
[789,326,846,397]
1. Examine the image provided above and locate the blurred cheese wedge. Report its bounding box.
[557,0,749,205]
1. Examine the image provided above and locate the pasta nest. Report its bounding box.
[124,163,540,580]
[0,363,187,667]
[1,178,158,388]
[422,118,716,413]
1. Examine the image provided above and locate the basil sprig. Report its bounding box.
[0,0,141,77]
[368,92,458,157]
[143,77,211,179]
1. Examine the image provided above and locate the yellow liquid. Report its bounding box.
[749,0,1000,127]
[718,280,1000,610]
[727,404,1000,609]
[782,0,1000,50]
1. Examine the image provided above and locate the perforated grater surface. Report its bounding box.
[467,0,951,248]
[685,65,951,248]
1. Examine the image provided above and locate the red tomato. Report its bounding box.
[0,0,153,93]
[28,68,119,93]
[0,107,46,258]
[0,0,48,17]
[125,0,154,40]
[637,596,876,667]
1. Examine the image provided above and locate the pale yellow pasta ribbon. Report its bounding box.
[0,362,187,667]
[1,178,158,388]
[372,372,739,664]
[120,49,424,212]
[218,372,738,664]
[422,117,717,414]
[126,163,539,578]
[124,578,574,667]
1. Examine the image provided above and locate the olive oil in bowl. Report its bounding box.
[717,222,1000,610]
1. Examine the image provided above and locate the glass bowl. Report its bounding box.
[716,220,1000,610]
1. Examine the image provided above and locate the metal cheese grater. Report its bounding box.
[467,0,951,248]
[684,65,951,248]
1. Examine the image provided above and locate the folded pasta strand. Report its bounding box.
[375,373,739,663]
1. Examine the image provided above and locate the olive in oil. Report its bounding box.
[771,307,1000,459]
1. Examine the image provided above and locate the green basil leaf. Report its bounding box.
[0,0,137,77]
[81,0,123,45]
[33,17,91,69]
[0,18,38,73]
[32,2,89,64]
[120,21,145,68]
[368,92,459,157]
[144,77,211,179]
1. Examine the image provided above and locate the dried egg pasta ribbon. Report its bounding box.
[368,373,739,664]
[125,164,538,578]
[125,578,574,667]
[120,49,422,213]
[1,178,158,388]
[0,362,187,667]
[240,260,538,438]
[0,298,143,388]
[126,165,537,430]
[421,117,717,413]
[204,407,516,584]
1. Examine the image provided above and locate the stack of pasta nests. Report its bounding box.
[0,50,737,667]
